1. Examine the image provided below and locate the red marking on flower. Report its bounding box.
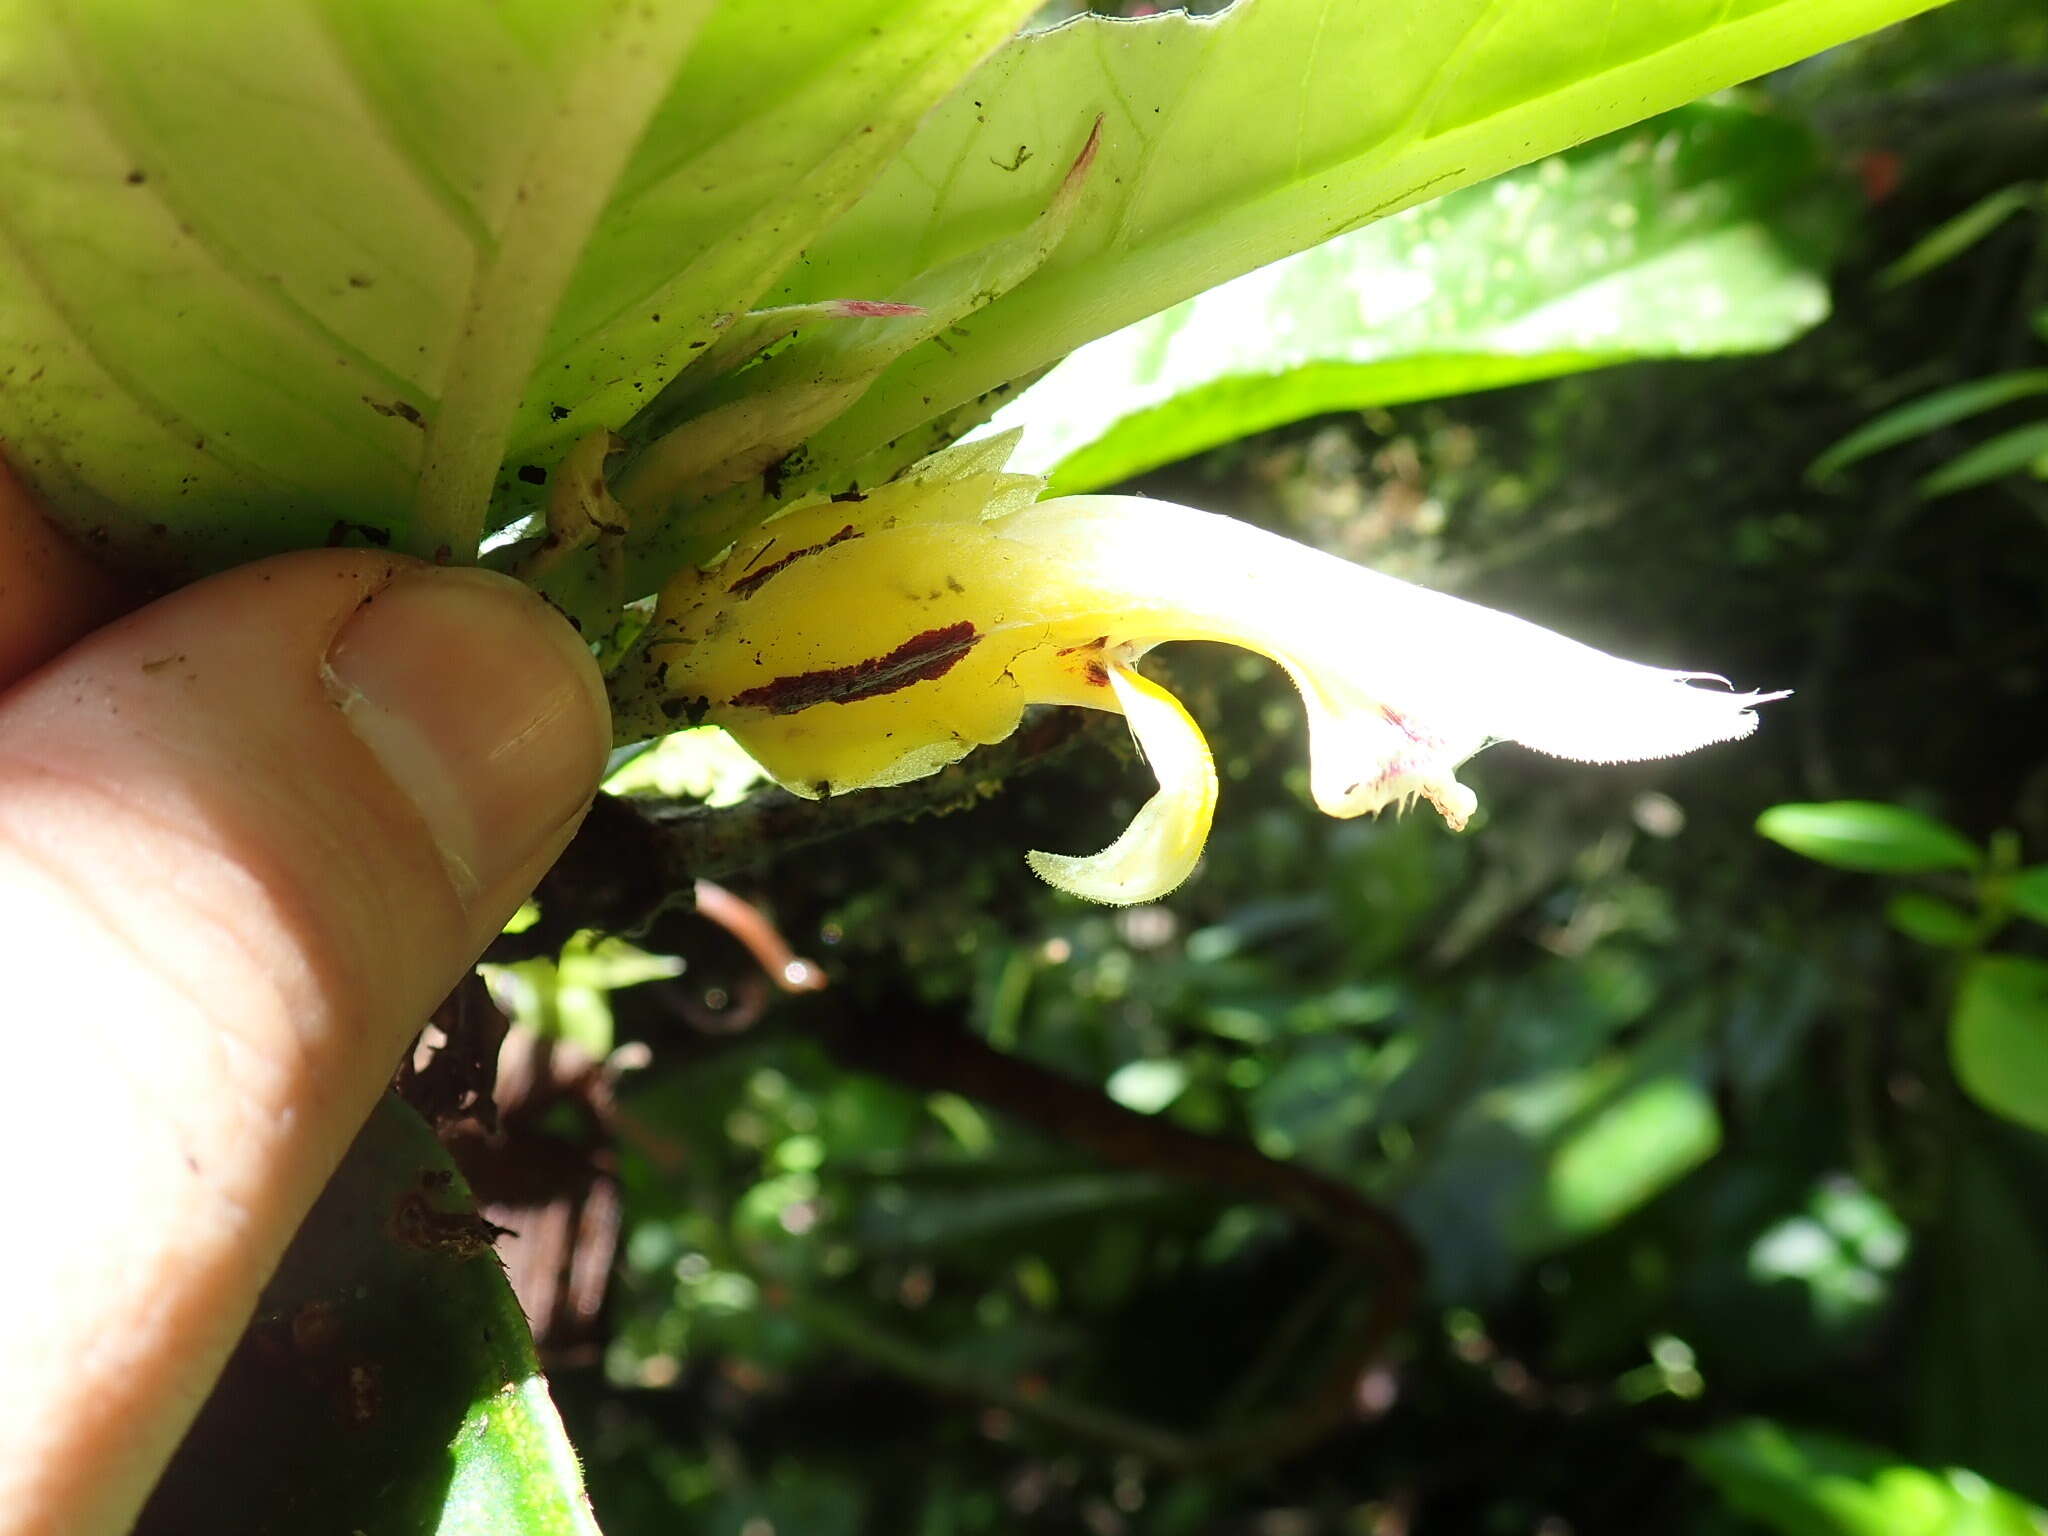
[1380,706,1427,742]
[731,621,980,715]
[727,525,861,599]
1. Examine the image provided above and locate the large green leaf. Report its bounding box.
[991,100,1835,493]
[1679,1418,2046,1536]
[0,0,1036,573]
[138,1096,597,1536]
[774,0,1950,492]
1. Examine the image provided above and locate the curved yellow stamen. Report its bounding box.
[1026,664,1217,905]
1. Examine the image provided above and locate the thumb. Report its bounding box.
[0,550,609,1536]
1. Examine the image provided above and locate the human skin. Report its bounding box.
[0,467,611,1536]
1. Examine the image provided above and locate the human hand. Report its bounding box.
[0,464,610,1536]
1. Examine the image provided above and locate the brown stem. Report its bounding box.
[692,879,827,993]
[486,707,1103,963]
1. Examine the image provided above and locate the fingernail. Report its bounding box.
[324,566,610,904]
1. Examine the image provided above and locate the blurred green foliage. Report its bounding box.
[1679,1419,2046,1535]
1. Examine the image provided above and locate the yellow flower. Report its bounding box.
[642,436,1784,904]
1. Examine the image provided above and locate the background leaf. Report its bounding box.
[1757,801,1981,873]
[1913,1129,2048,1502]
[1807,370,2048,483]
[1876,181,2041,288]
[1679,1418,2047,1536]
[989,101,1837,493]
[1917,419,2048,497]
[1951,956,2048,1134]
[2011,866,2048,927]
[1885,890,1980,947]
